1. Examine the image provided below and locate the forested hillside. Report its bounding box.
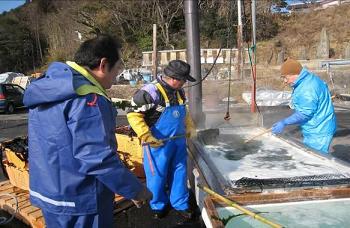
[257,3,350,64]
[0,0,285,74]
[2,0,348,74]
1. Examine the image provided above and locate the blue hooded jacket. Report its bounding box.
[23,62,142,214]
[292,68,336,150]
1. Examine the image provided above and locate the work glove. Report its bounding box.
[185,106,197,138]
[131,185,153,208]
[140,132,163,148]
[272,121,286,134]
[127,112,150,137]
[186,125,197,139]
[272,111,310,135]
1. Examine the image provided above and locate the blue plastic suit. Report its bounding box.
[142,83,189,211]
[272,111,309,134]
[273,68,336,153]
[23,62,143,228]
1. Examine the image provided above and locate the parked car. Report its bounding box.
[0,72,25,84]
[0,83,25,114]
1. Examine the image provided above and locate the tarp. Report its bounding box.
[242,89,292,106]
[12,76,30,88]
[0,72,25,84]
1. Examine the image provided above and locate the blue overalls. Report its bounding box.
[143,83,189,211]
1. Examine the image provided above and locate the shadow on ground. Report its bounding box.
[114,191,205,228]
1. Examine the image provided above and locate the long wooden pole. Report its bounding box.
[244,128,272,143]
[237,0,243,80]
[250,0,257,113]
[152,24,157,79]
[198,185,283,228]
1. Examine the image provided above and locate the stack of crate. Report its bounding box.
[0,128,146,191]
[0,137,29,190]
[115,126,145,178]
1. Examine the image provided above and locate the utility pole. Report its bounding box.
[184,0,205,128]
[250,0,257,113]
[237,0,244,80]
[252,0,256,47]
[34,8,43,64]
[152,24,157,79]
[31,42,36,72]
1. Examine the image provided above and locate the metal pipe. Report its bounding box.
[250,0,257,113]
[184,0,205,128]
[321,60,350,68]
[252,0,256,46]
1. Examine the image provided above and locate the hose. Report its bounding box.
[0,193,19,225]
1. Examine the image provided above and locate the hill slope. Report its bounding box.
[258,4,350,63]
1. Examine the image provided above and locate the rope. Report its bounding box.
[184,0,238,89]
[183,47,222,89]
[0,193,18,225]
[224,0,235,121]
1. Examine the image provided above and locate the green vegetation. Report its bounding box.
[0,0,285,74]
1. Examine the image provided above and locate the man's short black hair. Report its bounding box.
[74,34,122,71]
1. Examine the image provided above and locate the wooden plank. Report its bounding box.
[227,187,350,205]
[31,219,45,228]
[21,204,40,217]
[0,184,15,192]
[0,181,45,228]
[0,180,11,188]
[18,201,32,211]
[113,200,134,214]
[0,176,148,227]
[114,195,124,203]
[3,193,27,207]
[204,196,225,228]
[27,208,43,220]
[14,197,30,208]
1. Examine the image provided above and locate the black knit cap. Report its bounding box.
[163,60,196,82]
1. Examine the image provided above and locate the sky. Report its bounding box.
[0,0,304,15]
[0,0,25,14]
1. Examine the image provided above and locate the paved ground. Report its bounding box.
[0,110,204,228]
[115,191,204,228]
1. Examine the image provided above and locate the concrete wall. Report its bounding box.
[142,48,250,67]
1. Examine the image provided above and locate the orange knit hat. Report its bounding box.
[280,58,302,76]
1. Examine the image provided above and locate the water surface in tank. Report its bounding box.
[200,127,350,182]
[217,198,350,228]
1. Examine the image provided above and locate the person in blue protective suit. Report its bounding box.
[272,58,336,154]
[126,60,197,220]
[23,34,152,228]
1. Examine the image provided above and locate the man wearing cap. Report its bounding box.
[127,60,196,219]
[272,58,336,154]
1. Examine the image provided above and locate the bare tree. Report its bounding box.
[153,0,183,48]
[101,0,155,42]
[41,0,82,61]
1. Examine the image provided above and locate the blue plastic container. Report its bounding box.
[143,74,152,83]
[129,80,137,87]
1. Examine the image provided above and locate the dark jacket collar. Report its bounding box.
[157,76,177,93]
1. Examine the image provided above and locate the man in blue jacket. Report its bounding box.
[23,34,152,228]
[272,58,336,154]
